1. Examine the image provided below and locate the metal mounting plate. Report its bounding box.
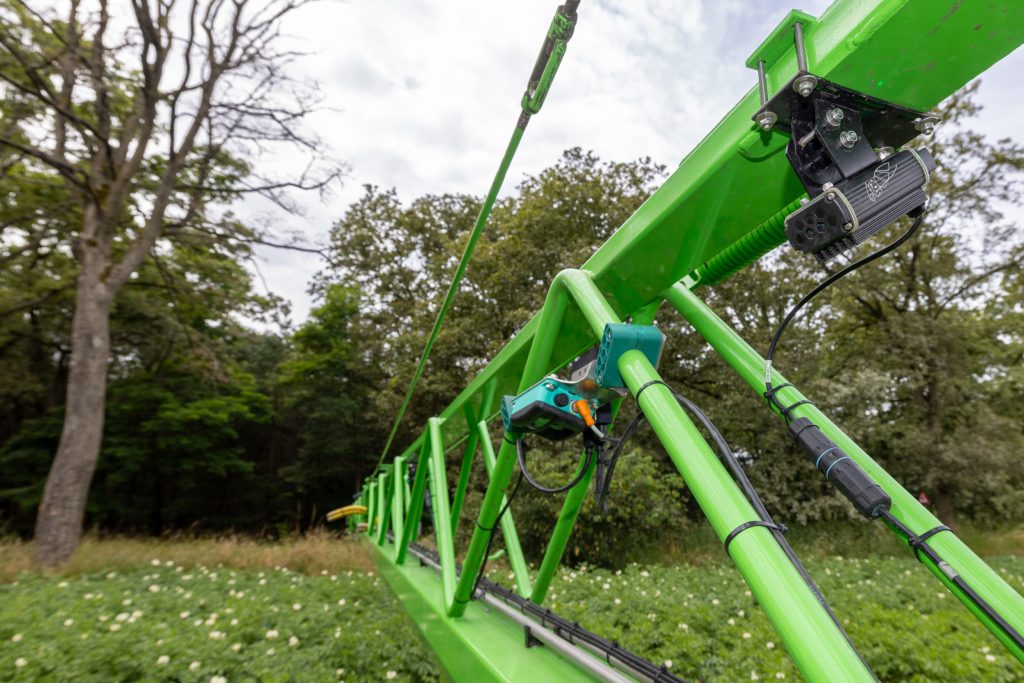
[753,73,927,151]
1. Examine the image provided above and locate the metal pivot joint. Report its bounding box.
[521,1,580,119]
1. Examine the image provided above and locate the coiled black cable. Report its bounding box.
[516,437,594,494]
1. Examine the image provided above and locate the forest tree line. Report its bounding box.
[1,81,1022,563]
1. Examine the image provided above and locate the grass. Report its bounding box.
[0,530,372,582]
[1,528,1022,681]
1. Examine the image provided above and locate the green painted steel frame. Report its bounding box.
[355,1,1024,680]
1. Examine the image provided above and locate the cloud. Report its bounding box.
[245,0,1022,323]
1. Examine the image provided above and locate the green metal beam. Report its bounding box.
[665,282,1024,662]
[385,0,1024,472]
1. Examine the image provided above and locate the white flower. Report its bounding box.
[292,603,302,611]
[106,572,117,579]
[122,599,132,606]
[230,619,238,626]
[742,632,752,639]
[613,598,621,605]
[231,643,242,652]
[266,629,279,639]
[116,612,130,622]
[11,634,22,642]
[766,641,775,650]
[338,599,346,606]
[711,598,720,605]
[664,660,673,668]
[211,676,227,683]
[14,658,27,668]
[109,624,121,632]
[775,674,786,680]
[728,618,736,626]
[259,579,267,585]
[602,583,610,590]
[266,648,276,656]
[58,581,69,588]
[151,559,161,566]
[289,636,300,647]
[750,673,760,681]
[985,654,997,662]
[63,618,74,627]
[180,611,190,619]
[385,672,397,680]
[678,623,689,631]
[148,585,160,593]
[190,661,201,671]
[156,655,170,666]
[737,610,745,618]
[209,630,225,640]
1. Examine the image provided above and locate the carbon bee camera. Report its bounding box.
[753,71,938,262]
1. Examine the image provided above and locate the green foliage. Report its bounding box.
[504,446,688,567]
[0,563,438,682]
[534,556,1024,682]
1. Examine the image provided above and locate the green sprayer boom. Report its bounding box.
[352,2,1024,680]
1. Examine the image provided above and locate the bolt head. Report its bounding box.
[792,74,818,98]
[754,110,778,132]
[839,130,859,148]
[826,192,836,201]
[825,108,845,127]
[922,123,935,136]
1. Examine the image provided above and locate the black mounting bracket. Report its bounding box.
[754,72,936,197]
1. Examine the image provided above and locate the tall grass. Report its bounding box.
[0,530,372,581]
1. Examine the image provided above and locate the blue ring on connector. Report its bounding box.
[814,446,839,470]
[825,456,851,480]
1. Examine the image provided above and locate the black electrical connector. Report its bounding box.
[789,417,890,518]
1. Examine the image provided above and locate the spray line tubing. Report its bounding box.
[374,0,583,473]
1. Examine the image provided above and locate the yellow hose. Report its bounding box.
[326,505,367,522]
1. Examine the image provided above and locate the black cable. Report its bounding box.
[601,382,876,678]
[764,211,926,419]
[516,437,593,494]
[471,470,524,598]
[879,509,1024,652]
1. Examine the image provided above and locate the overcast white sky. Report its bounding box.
[250,0,1024,324]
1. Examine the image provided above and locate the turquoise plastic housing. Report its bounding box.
[593,323,665,389]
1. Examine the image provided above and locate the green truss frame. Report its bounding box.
[357,2,1024,681]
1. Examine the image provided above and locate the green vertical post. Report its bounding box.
[426,418,458,610]
[391,456,407,562]
[396,435,431,565]
[451,379,498,535]
[665,282,1024,661]
[617,349,873,682]
[530,452,596,604]
[375,468,392,546]
[370,481,382,540]
[477,420,532,597]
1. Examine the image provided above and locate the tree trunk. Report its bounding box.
[34,256,112,567]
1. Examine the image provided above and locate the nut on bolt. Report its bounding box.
[792,74,817,97]
[755,110,778,132]
[839,130,859,148]
[825,108,844,127]
[915,115,940,136]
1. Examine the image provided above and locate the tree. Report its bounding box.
[0,0,338,565]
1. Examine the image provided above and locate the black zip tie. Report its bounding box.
[723,520,788,555]
[908,524,952,563]
[634,379,669,404]
[762,382,794,400]
[779,399,814,421]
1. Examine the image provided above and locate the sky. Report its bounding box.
[249,0,1024,324]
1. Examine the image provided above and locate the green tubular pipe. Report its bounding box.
[378,123,528,467]
[397,436,431,565]
[365,481,376,536]
[426,418,459,609]
[617,350,874,682]
[450,269,604,615]
[391,456,407,562]
[530,452,596,604]
[375,469,391,546]
[665,282,1024,662]
[477,421,532,597]
[451,380,498,535]
[690,198,805,287]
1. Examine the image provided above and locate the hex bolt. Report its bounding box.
[876,146,894,160]
[839,130,859,148]
[825,108,844,127]
[792,74,817,97]
[755,110,778,132]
